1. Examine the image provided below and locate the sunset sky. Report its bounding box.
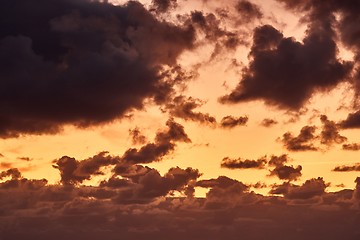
[1,0,360,239]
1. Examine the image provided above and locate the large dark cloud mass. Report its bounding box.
[0,167,359,240]
[0,0,195,137]
[220,0,355,110]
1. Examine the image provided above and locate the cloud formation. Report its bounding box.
[332,163,360,172]
[268,154,302,181]
[0,0,195,137]
[165,96,217,125]
[220,19,352,110]
[221,157,267,169]
[280,115,348,151]
[342,143,360,151]
[219,115,248,128]
[270,177,327,200]
[0,167,359,240]
[260,118,278,127]
[340,111,360,129]
[280,126,318,151]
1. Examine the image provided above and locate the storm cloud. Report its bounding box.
[0,0,195,137]
[220,20,353,110]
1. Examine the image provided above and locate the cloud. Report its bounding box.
[235,0,263,24]
[220,157,267,169]
[151,0,177,13]
[116,119,191,167]
[270,177,327,200]
[342,143,360,151]
[187,10,246,60]
[340,111,360,129]
[275,0,360,105]
[53,151,120,185]
[0,168,22,180]
[276,0,360,57]
[319,115,347,146]
[109,166,201,204]
[165,96,217,125]
[220,154,302,181]
[0,0,195,138]
[268,154,302,181]
[219,22,352,110]
[17,157,32,162]
[129,127,147,145]
[280,115,348,151]
[332,163,360,172]
[280,126,318,151]
[52,119,190,185]
[0,166,359,239]
[260,118,278,127]
[219,115,248,128]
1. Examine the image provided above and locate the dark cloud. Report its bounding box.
[280,115,348,151]
[196,175,242,189]
[343,143,360,151]
[270,177,327,200]
[129,127,147,145]
[269,165,302,181]
[219,115,248,128]
[220,156,266,169]
[268,154,302,181]
[151,0,177,13]
[220,154,303,181]
[0,168,22,180]
[235,0,263,23]
[280,125,318,151]
[0,167,359,239]
[111,166,201,204]
[319,115,347,146]
[188,10,245,60]
[332,163,360,172]
[260,118,278,127]
[276,0,360,56]
[340,111,360,129]
[219,22,352,110]
[117,119,191,167]
[276,0,360,105]
[53,119,190,185]
[165,96,217,125]
[53,151,120,185]
[0,0,195,138]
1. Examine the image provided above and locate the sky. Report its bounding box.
[0,0,360,239]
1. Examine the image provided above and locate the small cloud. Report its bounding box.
[221,157,267,169]
[332,163,360,172]
[260,118,278,127]
[220,115,248,128]
[342,143,360,151]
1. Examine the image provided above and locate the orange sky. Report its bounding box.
[1,0,358,194]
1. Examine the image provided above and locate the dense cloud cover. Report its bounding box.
[1,0,360,239]
[0,0,195,137]
[0,166,359,240]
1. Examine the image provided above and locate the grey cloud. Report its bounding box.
[0,0,195,138]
